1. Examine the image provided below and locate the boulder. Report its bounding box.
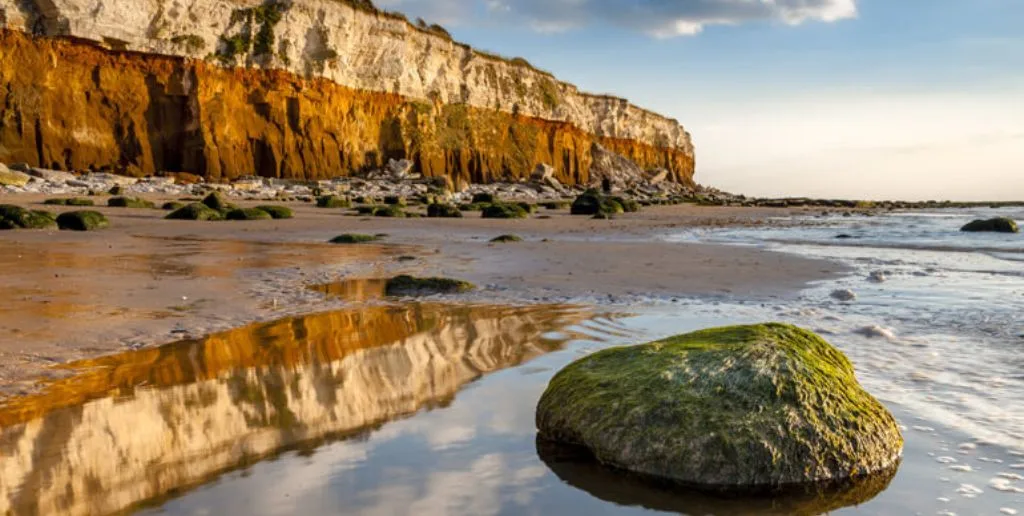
[830,289,857,302]
[961,217,1019,233]
[56,211,109,231]
[644,168,670,185]
[386,158,414,179]
[0,205,57,230]
[254,205,294,219]
[536,323,903,490]
[166,203,224,221]
[26,167,77,184]
[571,189,625,216]
[224,208,273,221]
[384,275,475,296]
[426,203,463,218]
[481,203,528,219]
[0,164,31,187]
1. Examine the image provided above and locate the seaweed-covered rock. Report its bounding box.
[0,205,57,229]
[384,275,475,296]
[610,196,641,213]
[542,200,572,210]
[961,217,1019,233]
[458,202,489,212]
[490,234,523,243]
[373,205,406,218]
[225,208,273,221]
[329,233,381,244]
[44,198,94,207]
[255,205,294,219]
[108,197,155,209]
[161,201,186,211]
[482,203,529,219]
[536,323,903,490]
[56,210,109,231]
[426,203,464,218]
[571,189,624,216]
[316,195,351,208]
[472,192,496,204]
[201,192,229,211]
[517,202,539,214]
[165,203,224,221]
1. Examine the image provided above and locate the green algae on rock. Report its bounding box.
[384,275,475,296]
[44,198,95,207]
[0,205,57,230]
[472,193,497,204]
[961,217,1019,233]
[108,197,156,209]
[427,203,463,218]
[490,234,523,243]
[316,195,351,208]
[161,201,186,211]
[201,192,229,211]
[536,323,903,491]
[329,233,381,244]
[225,208,273,221]
[482,203,529,219]
[56,210,109,231]
[571,189,626,216]
[255,205,294,219]
[166,203,224,221]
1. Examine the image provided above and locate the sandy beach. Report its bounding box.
[0,195,846,397]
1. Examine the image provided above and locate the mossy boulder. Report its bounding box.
[517,202,539,214]
[0,205,57,230]
[44,198,94,207]
[161,201,186,211]
[610,196,641,213]
[536,323,903,491]
[471,192,496,204]
[482,203,529,219]
[108,197,155,209]
[961,217,1019,233]
[166,203,224,221]
[384,275,475,296]
[329,233,381,244]
[458,202,489,212]
[426,203,464,218]
[373,205,406,218]
[225,208,273,221]
[316,195,351,208]
[255,205,294,219]
[542,200,572,210]
[383,195,407,207]
[571,189,624,216]
[56,210,109,231]
[201,192,229,211]
[490,234,523,243]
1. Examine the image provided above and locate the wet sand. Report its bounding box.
[0,195,846,396]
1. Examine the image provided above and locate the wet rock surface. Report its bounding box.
[536,323,904,490]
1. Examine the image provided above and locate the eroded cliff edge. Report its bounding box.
[0,0,694,186]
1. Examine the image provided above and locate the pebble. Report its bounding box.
[854,325,898,340]
[830,289,857,302]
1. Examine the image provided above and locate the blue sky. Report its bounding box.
[379,0,1024,200]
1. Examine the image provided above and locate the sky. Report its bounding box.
[376,0,1024,201]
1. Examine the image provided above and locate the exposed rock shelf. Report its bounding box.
[0,0,695,186]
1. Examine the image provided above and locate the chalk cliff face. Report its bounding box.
[0,0,695,185]
[0,303,589,516]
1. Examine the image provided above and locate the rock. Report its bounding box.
[471,192,496,204]
[571,189,624,216]
[316,195,350,208]
[254,205,294,219]
[386,159,414,179]
[384,275,475,296]
[224,208,273,221]
[490,234,523,243]
[26,167,77,183]
[426,203,463,218]
[166,203,224,221]
[0,205,57,230]
[201,192,229,211]
[481,203,529,219]
[56,211,109,231]
[868,271,888,283]
[853,325,897,340]
[108,197,156,209]
[0,164,31,187]
[530,164,562,189]
[961,218,1019,233]
[231,177,265,192]
[373,205,406,218]
[6,163,31,173]
[535,323,903,490]
[329,233,381,244]
[44,198,94,207]
[831,289,857,302]
[161,201,186,211]
[644,168,669,184]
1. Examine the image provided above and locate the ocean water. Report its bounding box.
[1,208,1022,515]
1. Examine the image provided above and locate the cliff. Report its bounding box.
[0,0,695,186]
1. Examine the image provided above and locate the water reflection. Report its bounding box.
[536,438,898,516]
[0,303,589,516]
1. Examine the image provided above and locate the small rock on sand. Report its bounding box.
[868,271,888,283]
[830,289,857,302]
[854,325,897,340]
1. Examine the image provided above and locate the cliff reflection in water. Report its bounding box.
[0,303,590,516]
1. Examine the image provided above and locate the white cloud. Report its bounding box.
[376,0,857,36]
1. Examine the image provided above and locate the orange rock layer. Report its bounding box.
[0,30,695,186]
